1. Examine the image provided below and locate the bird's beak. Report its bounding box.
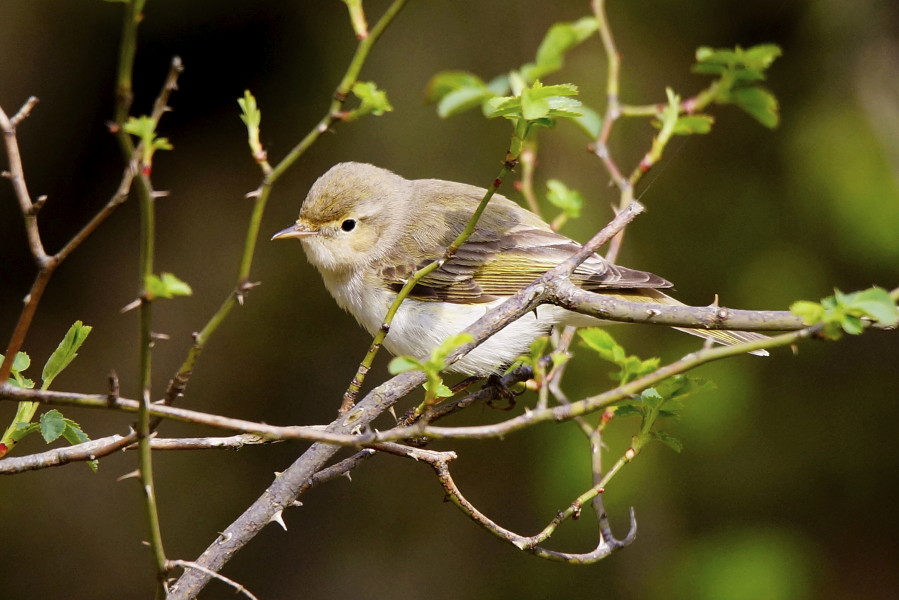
[271,222,319,241]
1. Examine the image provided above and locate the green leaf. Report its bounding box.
[527,82,579,100]
[486,74,511,96]
[790,287,898,340]
[483,82,580,123]
[41,321,92,389]
[612,403,643,418]
[789,300,824,325]
[693,44,782,130]
[578,328,617,356]
[654,431,684,453]
[670,114,715,135]
[145,272,193,300]
[437,85,495,118]
[842,315,864,335]
[12,351,31,373]
[741,44,783,70]
[432,382,454,398]
[123,115,172,165]
[425,71,487,103]
[569,104,602,138]
[655,375,715,403]
[521,87,551,121]
[427,333,474,368]
[63,419,98,472]
[345,81,393,120]
[546,179,583,219]
[640,387,664,410]
[695,47,738,65]
[522,16,598,81]
[238,89,262,129]
[40,410,66,443]
[731,86,779,129]
[388,356,421,375]
[852,287,899,325]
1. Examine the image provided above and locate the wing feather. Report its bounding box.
[380,184,671,303]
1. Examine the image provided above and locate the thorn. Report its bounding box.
[270,510,287,531]
[120,298,141,313]
[117,469,141,481]
[290,500,304,508]
[151,332,171,341]
[107,370,120,405]
[150,190,170,199]
[708,294,720,308]
[387,405,397,421]
[790,344,799,356]
[343,471,353,482]
[31,195,48,213]
[245,188,262,200]
[217,531,232,543]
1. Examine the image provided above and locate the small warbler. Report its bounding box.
[272,162,766,374]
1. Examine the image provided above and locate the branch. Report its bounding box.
[0,433,135,474]
[417,446,635,562]
[0,433,277,475]
[556,283,804,330]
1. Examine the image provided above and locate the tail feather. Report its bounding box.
[614,289,770,356]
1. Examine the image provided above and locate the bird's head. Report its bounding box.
[272,162,410,272]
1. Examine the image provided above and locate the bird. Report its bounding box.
[272,162,767,375]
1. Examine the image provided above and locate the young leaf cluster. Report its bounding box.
[578,328,660,384]
[0,321,95,464]
[425,16,598,148]
[144,272,193,301]
[545,179,583,231]
[578,328,714,455]
[344,81,393,121]
[791,287,899,340]
[123,115,173,169]
[620,375,714,455]
[693,44,782,128]
[237,90,266,163]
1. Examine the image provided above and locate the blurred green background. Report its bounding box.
[2,1,898,598]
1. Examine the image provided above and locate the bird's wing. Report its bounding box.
[379,222,672,304]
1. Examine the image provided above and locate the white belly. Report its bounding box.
[319,268,577,375]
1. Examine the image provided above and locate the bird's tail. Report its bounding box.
[610,289,770,356]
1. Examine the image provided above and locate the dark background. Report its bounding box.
[2,1,898,598]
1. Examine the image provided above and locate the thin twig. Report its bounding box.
[420,448,634,562]
[0,433,136,474]
[164,0,411,416]
[167,561,259,600]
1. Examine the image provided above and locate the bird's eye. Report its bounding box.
[341,219,357,232]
